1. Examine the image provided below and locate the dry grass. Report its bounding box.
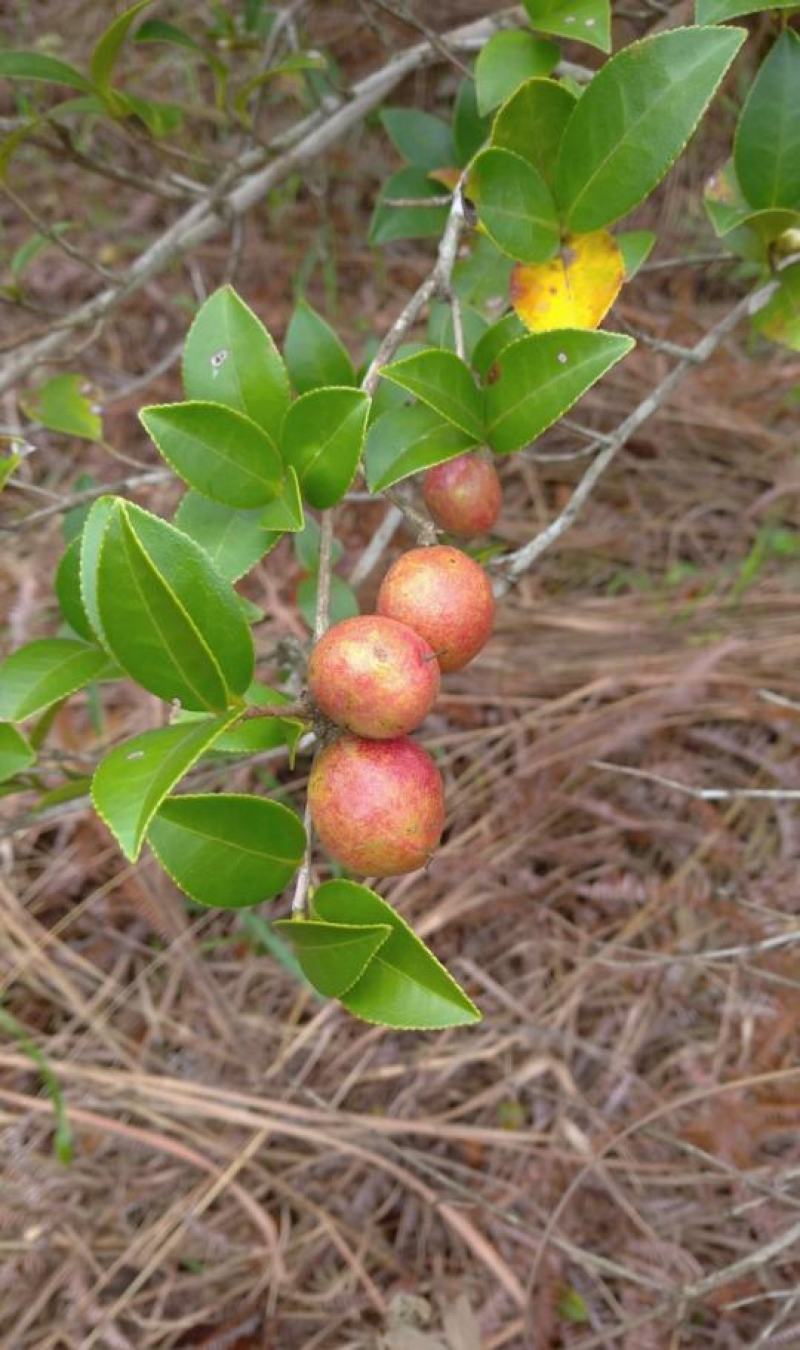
[3,3,800,1346]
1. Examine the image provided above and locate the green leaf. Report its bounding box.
[379,108,455,170]
[182,285,289,433]
[704,159,800,240]
[523,0,611,53]
[557,1287,590,1324]
[148,793,306,908]
[752,262,800,351]
[92,712,239,861]
[89,0,154,93]
[10,223,74,279]
[0,451,21,493]
[617,229,657,279]
[734,30,800,212]
[135,18,228,98]
[212,681,307,757]
[380,349,484,439]
[0,723,35,783]
[311,881,481,1029]
[240,912,312,985]
[174,686,306,760]
[95,500,254,711]
[427,300,488,359]
[281,387,370,509]
[453,234,514,305]
[55,536,94,641]
[369,166,451,246]
[234,54,328,120]
[23,373,101,441]
[472,312,526,380]
[365,404,477,492]
[272,919,391,997]
[79,495,117,646]
[34,776,92,811]
[453,76,491,167]
[173,491,281,582]
[134,17,203,52]
[0,51,93,92]
[485,329,634,454]
[476,31,559,116]
[491,77,576,186]
[469,147,560,264]
[62,473,95,543]
[0,639,112,721]
[115,91,182,135]
[283,299,355,395]
[696,0,797,20]
[297,573,359,630]
[140,402,283,509]
[555,26,746,233]
[259,466,304,531]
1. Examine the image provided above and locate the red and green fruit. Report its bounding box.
[307,613,440,739]
[422,453,502,537]
[377,544,495,673]
[308,734,445,876]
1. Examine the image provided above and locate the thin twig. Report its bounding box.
[0,10,516,397]
[291,511,335,917]
[348,504,405,586]
[356,181,468,566]
[640,250,735,273]
[3,470,171,533]
[591,759,800,802]
[366,0,475,79]
[314,511,335,642]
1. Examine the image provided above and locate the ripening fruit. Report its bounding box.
[307,614,440,739]
[377,544,495,673]
[422,453,502,537]
[308,735,445,876]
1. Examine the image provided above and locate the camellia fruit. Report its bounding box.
[377,544,495,673]
[307,613,440,739]
[422,453,502,537]
[308,735,445,876]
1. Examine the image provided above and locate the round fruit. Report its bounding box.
[308,735,444,876]
[376,544,495,673]
[307,614,439,739]
[422,453,502,537]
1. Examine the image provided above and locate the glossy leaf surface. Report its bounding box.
[148,793,306,907]
[140,401,283,509]
[485,329,634,453]
[555,27,746,232]
[182,285,290,433]
[92,713,239,861]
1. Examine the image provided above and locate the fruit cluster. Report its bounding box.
[306,453,501,877]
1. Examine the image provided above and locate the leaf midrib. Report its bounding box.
[562,34,731,225]
[486,337,629,440]
[155,809,303,865]
[11,644,105,720]
[117,510,229,711]
[154,405,279,493]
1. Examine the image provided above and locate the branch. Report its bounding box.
[0,10,519,397]
[493,269,789,594]
[353,181,469,569]
[290,510,334,917]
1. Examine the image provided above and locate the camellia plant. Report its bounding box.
[2,0,797,1031]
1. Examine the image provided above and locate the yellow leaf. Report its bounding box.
[510,230,624,333]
